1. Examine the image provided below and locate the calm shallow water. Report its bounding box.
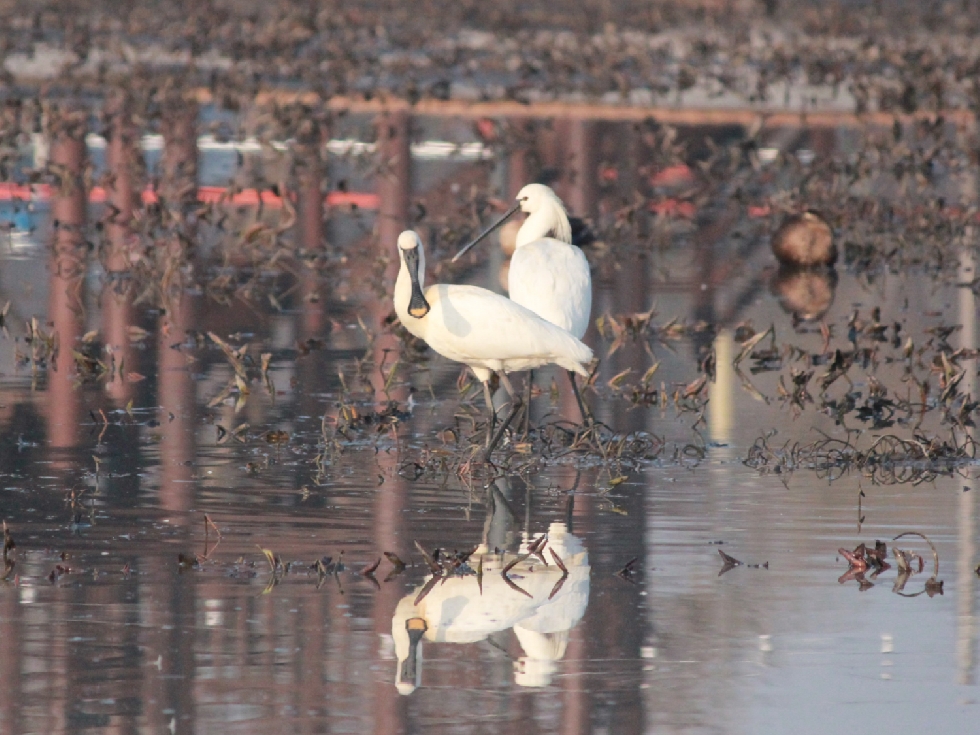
[0,113,978,735]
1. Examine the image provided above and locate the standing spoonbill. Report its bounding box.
[453,183,593,424]
[394,230,592,458]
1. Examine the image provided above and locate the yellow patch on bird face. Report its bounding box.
[409,304,430,318]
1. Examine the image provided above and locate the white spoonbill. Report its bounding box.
[394,230,593,456]
[392,521,590,694]
[453,183,593,423]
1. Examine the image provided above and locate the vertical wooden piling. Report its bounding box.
[160,95,199,215]
[296,117,326,254]
[295,116,328,336]
[560,118,597,220]
[376,109,411,268]
[507,116,531,199]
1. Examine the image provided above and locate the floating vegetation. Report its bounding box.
[746,430,977,485]
[837,532,944,596]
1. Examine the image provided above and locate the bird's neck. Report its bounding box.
[516,201,572,248]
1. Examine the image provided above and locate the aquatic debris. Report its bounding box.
[384,552,407,583]
[177,553,200,570]
[336,401,411,437]
[195,515,223,563]
[733,325,774,368]
[837,533,942,595]
[746,429,977,486]
[414,573,442,606]
[312,552,346,592]
[527,533,549,566]
[617,557,640,582]
[548,549,569,599]
[2,521,14,558]
[48,564,72,583]
[254,546,285,594]
[2,521,15,580]
[265,430,289,445]
[258,546,283,574]
[501,553,533,599]
[716,549,768,576]
[437,547,478,577]
[360,557,382,590]
[264,429,290,460]
[215,422,250,445]
[414,541,441,575]
[892,531,943,597]
[837,542,881,588]
[717,550,742,576]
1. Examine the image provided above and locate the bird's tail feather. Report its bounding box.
[556,338,593,377]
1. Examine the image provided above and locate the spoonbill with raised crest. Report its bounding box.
[453,183,593,424]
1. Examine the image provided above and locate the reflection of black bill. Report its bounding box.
[402,247,430,318]
[452,201,521,262]
[400,617,427,683]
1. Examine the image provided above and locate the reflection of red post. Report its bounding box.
[153,294,200,735]
[48,112,87,455]
[104,92,139,403]
[0,597,23,731]
[156,98,199,515]
[562,627,590,734]
[372,451,410,734]
[149,99,199,735]
[157,295,196,514]
[556,121,598,735]
[372,108,410,735]
[561,471,594,735]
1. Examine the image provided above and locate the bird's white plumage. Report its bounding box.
[510,239,591,337]
[509,184,592,339]
[392,522,590,691]
[394,231,593,383]
[514,184,572,248]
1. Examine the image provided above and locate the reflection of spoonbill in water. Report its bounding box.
[454,183,593,424]
[392,521,590,694]
[394,230,593,457]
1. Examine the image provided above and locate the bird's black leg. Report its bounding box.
[520,370,533,439]
[568,371,593,428]
[484,374,523,460]
[482,380,496,450]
